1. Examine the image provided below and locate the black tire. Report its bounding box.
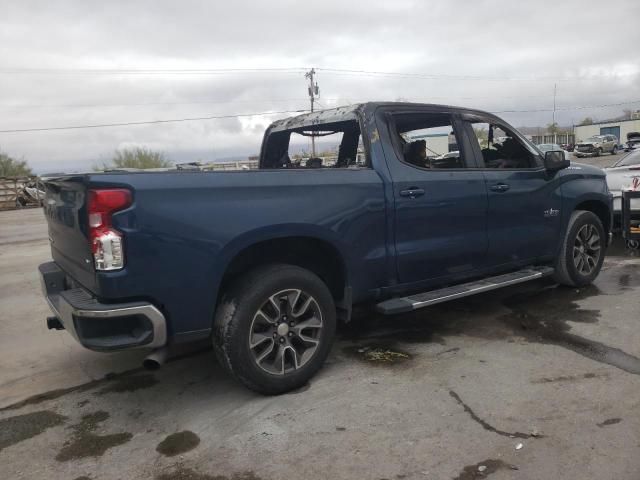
[612,146,618,155]
[553,210,605,287]
[594,148,601,157]
[213,264,336,395]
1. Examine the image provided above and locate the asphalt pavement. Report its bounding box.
[1,168,639,479]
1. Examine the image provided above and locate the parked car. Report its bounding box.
[624,132,640,152]
[38,102,612,394]
[604,150,640,225]
[574,134,619,157]
[536,143,568,161]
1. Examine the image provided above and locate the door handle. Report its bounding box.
[490,183,510,192]
[399,187,425,198]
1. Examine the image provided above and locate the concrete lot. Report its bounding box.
[1,168,640,479]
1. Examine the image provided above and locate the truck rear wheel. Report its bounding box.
[553,210,605,287]
[213,264,336,394]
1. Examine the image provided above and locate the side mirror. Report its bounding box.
[544,150,570,171]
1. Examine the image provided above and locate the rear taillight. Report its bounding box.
[87,189,132,271]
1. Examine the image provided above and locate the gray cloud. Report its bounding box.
[0,0,638,172]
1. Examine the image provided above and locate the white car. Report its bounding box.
[604,150,640,223]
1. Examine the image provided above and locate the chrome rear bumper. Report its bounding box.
[39,261,167,351]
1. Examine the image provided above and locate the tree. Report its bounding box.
[0,152,33,177]
[578,117,594,126]
[99,147,172,170]
[473,127,488,147]
[546,122,560,135]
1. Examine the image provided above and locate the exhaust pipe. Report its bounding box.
[143,347,168,370]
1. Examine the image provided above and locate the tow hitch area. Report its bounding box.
[46,316,64,330]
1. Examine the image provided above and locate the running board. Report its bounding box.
[376,266,554,315]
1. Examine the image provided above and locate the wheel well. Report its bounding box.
[220,237,347,301]
[575,200,610,232]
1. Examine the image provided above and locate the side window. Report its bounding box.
[467,121,538,169]
[391,113,467,169]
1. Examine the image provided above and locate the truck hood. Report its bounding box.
[566,162,606,177]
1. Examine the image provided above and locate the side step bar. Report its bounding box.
[376,266,554,315]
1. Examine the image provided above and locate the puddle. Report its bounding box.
[156,430,201,457]
[453,459,516,480]
[0,410,66,452]
[500,286,640,375]
[605,237,640,258]
[155,466,261,480]
[338,262,640,376]
[56,411,132,461]
[95,373,158,395]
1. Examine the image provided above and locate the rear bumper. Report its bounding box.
[39,261,167,351]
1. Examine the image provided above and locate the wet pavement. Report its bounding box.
[1,209,640,479]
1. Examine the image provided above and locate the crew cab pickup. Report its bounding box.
[39,102,613,394]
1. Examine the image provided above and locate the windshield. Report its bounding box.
[613,151,640,167]
[585,136,605,143]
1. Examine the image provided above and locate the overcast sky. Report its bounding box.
[1,0,639,172]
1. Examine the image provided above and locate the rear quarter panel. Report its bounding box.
[91,169,387,338]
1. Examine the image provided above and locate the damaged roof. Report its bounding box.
[268,104,364,132]
[267,101,498,132]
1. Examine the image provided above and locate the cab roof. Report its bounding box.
[267,101,497,132]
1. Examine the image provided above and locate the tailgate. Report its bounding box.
[43,176,96,291]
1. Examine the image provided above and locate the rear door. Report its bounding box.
[462,115,563,266]
[43,176,96,290]
[380,109,488,284]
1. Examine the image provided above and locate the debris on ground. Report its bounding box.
[515,442,524,450]
[363,348,410,363]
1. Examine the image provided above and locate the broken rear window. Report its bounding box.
[260,120,367,169]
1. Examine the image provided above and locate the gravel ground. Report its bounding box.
[1,172,639,479]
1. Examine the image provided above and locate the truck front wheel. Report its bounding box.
[213,264,336,394]
[553,210,605,287]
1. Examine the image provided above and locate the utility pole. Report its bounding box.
[552,83,557,144]
[305,68,319,157]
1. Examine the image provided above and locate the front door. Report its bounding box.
[380,110,489,284]
[462,116,563,266]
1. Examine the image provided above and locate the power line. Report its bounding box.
[1,66,637,81]
[316,67,639,82]
[493,99,640,113]
[0,98,310,109]
[0,109,307,134]
[1,99,637,134]
[0,67,308,75]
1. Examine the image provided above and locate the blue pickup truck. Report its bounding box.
[39,102,612,394]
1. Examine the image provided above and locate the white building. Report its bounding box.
[574,118,640,144]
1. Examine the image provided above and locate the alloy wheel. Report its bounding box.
[248,289,323,375]
[573,224,601,275]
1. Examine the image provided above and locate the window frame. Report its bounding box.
[460,114,545,171]
[386,110,479,171]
